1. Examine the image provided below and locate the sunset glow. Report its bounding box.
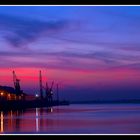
[0,6,140,101]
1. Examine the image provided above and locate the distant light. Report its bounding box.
[35,94,39,98]
[0,92,4,96]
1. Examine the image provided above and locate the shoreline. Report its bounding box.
[0,99,69,111]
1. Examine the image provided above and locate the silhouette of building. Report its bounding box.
[0,85,26,101]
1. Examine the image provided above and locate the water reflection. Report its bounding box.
[0,109,24,133]
[35,108,39,132]
[37,107,53,132]
[0,107,53,133]
[0,112,3,133]
[0,104,140,134]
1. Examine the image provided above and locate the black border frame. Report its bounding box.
[0,0,140,5]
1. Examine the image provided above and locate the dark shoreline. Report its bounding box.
[70,99,140,105]
[0,99,69,111]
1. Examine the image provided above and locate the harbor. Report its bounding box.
[0,70,69,111]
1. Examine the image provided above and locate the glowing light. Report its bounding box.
[35,94,39,98]
[7,94,11,100]
[0,92,4,96]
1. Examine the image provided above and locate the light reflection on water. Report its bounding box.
[0,104,140,134]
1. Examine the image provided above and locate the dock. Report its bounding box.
[0,99,69,111]
[0,70,69,111]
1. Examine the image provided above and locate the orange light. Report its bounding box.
[0,112,4,132]
[0,92,4,96]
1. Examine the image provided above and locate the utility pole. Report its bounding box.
[39,70,43,99]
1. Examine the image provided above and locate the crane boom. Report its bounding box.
[50,81,54,92]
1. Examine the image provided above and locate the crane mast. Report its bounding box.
[48,81,54,102]
[39,71,54,102]
[39,70,43,99]
[13,71,21,96]
[56,83,59,102]
[50,81,54,93]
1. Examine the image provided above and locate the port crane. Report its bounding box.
[13,71,23,96]
[39,70,43,99]
[42,81,54,102]
[47,81,54,102]
[39,70,54,102]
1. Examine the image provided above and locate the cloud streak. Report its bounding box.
[0,14,69,48]
[0,50,140,71]
[0,10,140,71]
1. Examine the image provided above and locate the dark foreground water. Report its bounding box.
[0,104,140,134]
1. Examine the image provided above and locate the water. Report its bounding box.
[0,104,140,134]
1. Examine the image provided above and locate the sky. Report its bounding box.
[0,6,140,101]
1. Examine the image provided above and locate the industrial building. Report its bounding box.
[0,71,26,101]
[0,85,26,101]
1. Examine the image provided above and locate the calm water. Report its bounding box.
[0,104,140,134]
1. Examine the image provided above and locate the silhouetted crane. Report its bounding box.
[39,70,43,99]
[56,83,59,102]
[43,81,54,102]
[13,71,22,96]
[48,81,54,102]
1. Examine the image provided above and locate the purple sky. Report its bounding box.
[0,6,140,101]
